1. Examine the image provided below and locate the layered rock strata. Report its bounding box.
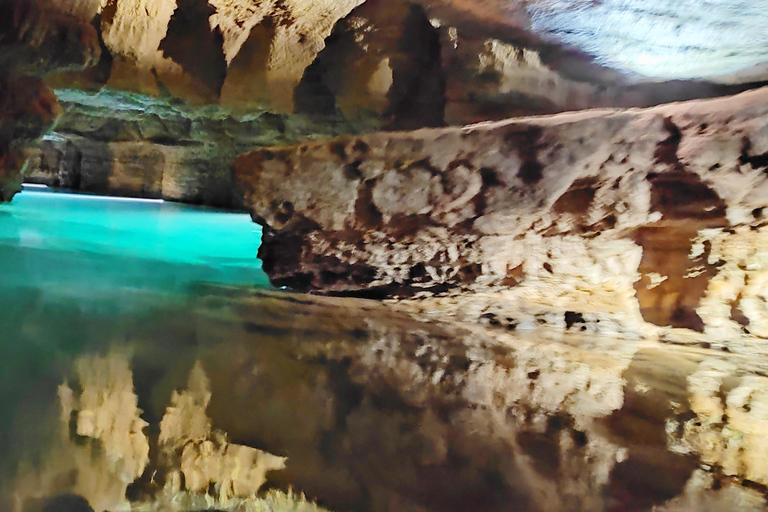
[23,89,349,206]
[235,87,768,340]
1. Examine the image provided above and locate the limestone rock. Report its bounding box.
[49,0,363,111]
[439,33,767,125]
[525,0,768,81]
[24,88,350,206]
[234,86,768,336]
[0,0,100,201]
[0,0,100,77]
[43,0,768,127]
[294,0,445,131]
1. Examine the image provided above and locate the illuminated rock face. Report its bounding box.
[5,0,763,205]
[45,0,768,120]
[235,87,768,336]
[23,89,349,206]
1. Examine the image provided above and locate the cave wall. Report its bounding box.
[234,87,768,341]
[15,0,764,205]
[46,0,768,125]
[0,0,100,201]
[22,89,351,206]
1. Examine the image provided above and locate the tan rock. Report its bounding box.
[234,87,768,339]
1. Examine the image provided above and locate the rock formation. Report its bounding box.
[12,0,760,205]
[235,87,768,340]
[22,89,349,205]
[0,0,99,201]
[4,1,768,511]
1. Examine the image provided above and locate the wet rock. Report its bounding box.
[235,87,768,337]
[0,0,100,201]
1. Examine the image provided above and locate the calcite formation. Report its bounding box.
[235,87,768,338]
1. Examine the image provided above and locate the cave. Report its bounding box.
[2,1,768,512]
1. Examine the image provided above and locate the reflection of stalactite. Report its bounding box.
[9,354,288,512]
[158,362,287,504]
[10,352,150,512]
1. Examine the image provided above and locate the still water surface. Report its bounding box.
[0,188,704,512]
[0,187,269,301]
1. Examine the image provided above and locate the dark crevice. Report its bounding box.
[654,117,683,168]
[739,137,768,172]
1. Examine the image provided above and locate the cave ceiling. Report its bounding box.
[525,0,768,81]
[415,0,768,81]
[44,0,768,88]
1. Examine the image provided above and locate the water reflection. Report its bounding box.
[1,190,767,512]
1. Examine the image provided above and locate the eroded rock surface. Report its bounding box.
[0,0,99,201]
[44,0,768,125]
[235,87,768,339]
[23,89,350,205]
[9,0,761,204]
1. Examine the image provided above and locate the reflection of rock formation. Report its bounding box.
[154,289,768,512]
[9,353,288,512]
[158,362,287,504]
[12,352,149,512]
[5,287,768,512]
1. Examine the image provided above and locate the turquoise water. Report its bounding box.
[0,187,269,308]
[0,187,270,478]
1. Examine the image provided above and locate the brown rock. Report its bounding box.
[294,0,445,131]
[23,88,352,206]
[234,87,768,336]
[0,0,100,201]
